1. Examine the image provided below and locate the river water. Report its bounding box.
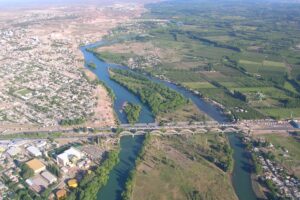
[80,42,154,124]
[228,134,257,200]
[97,135,145,200]
[80,42,256,200]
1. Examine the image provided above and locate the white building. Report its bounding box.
[26,146,42,157]
[6,146,21,156]
[57,147,83,166]
[36,141,47,148]
[41,171,57,184]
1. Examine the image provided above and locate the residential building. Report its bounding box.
[57,147,83,166]
[26,146,42,157]
[41,171,57,184]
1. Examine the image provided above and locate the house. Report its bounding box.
[41,171,57,184]
[56,147,83,166]
[26,146,42,157]
[26,175,49,193]
[6,146,21,157]
[56,189,67,200]
[26,159,46,174]
[36,141,47,148]
[67,179,78,188]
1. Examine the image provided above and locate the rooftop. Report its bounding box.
[27,146,42,156]
[56,189,67,199]
[26,159,45,172]
[57,147,83,161]
[41,171,57,183]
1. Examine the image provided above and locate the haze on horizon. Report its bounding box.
[1,0,299,9]
[0,0,153,9]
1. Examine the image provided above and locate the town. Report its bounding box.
[245,134,300,199]
[0,136,118,199]
[0,3,145,129]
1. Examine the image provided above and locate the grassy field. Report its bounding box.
[182,81,216,89]
[131,134,237,200]
[256,134,300,178]
[284,81,298,94]
[259,108,300,119]
[14,88,32,97]
[157,102,210,122]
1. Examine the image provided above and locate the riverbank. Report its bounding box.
[82,68,116,127]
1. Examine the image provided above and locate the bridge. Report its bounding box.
[116,122,241,137]
[0,119,297,140]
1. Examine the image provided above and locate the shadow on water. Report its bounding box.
[241,161,254,174]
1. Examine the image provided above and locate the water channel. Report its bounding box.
[80,41,257,200]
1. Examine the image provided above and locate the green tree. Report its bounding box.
[20,163,34,179]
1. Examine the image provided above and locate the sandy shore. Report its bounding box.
[89,85,116,127]
[83,69,116,127]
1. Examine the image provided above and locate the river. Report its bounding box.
[228,134,257,200]
[80,42,257,200]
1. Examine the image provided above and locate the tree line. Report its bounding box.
[66,150,119,200]
[122,134,151,200]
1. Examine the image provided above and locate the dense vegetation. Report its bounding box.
[46,164,61,178]
[20,163,34,180]
[86,62,96,69]
[66,150,119,200]
[59,117,86,126]
[124,103,141,124]
[110,68,188,115]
